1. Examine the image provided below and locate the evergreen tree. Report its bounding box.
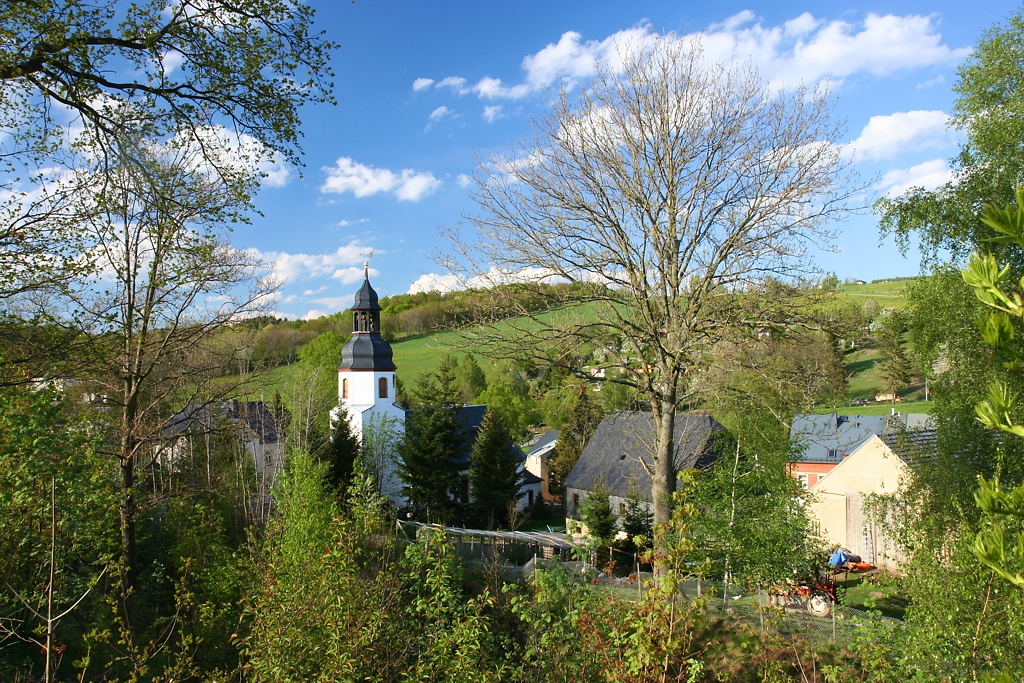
[621,477,653,550]
[325,412,361,496]
[415,352,462,406]
[469,408,524,528]
[397,371,465,521]
[548,389,604,498]
[877,312,911,403]
[580,478,618,560]
[456,353,488,404]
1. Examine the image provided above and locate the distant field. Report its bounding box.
[814,400,933,415]
[839,280,914,309]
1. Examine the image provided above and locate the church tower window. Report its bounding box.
[379,376,388,398]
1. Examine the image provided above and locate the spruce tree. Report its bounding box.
[469,408,524,528]
[397,370,465,521]
[877,312,911,403]
[621,477,653,549]
[325,412,361,496]
[580,478,618,560]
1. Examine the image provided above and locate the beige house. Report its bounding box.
[807,429,936,571]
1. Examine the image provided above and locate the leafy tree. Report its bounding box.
[548,389,603,499]
[445,35,860,545]
[455,353,488,403]
[70,134,273,585]
[469,408,524,528]
[876,312,911,402]
[360,412,403,498]
[0,387,117,680]
[580,478,617,557]
[476,381,541,443]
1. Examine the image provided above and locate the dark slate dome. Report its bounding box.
[353,269,381,311]
[338,265,396,371]
[339,333,396,371]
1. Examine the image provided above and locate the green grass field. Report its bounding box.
[839,280,914,309]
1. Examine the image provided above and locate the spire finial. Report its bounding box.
[364,261,369,279]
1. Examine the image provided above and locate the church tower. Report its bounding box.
[337,264,406,442]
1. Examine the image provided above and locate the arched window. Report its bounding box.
[342,378,348,399]
[379,376,388,398]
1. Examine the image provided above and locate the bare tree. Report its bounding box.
[67,132,276,585]
[443,37,861,544]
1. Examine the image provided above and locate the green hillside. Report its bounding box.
[840,279,914,309]
[249,280,930,414]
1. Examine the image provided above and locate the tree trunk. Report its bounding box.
[119,452,135,587]
[652,398,677,582]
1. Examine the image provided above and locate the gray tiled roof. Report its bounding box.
[526,429,559,457]
[879,428,938,465]
[564,411,725,499]
[789,413,932,463]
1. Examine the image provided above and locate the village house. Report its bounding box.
[523,428,559,502]
[807,429,937,570]
[564,411,724,525]
[788,412,932,489]
[157,399,283,485]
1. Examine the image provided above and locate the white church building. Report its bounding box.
[333,266,541,510]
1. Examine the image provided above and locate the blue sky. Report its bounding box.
[240,0,1018,320]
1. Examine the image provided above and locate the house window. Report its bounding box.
[342,378,349,399]
[619,502,626,515]
[528,490,534,506]
[827,449,838,459]
[573,493,580,508]
[379,376,388,398]
[798,473,809,489]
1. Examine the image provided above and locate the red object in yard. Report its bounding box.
[853,561,872,571]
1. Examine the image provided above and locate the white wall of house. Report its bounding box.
[808,435,909,570]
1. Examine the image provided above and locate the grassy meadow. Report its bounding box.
[250,278,933,414]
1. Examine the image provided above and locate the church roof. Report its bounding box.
[353,272,381,310]
[338,334,396,371]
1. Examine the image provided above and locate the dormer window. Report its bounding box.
[827,449,838,459]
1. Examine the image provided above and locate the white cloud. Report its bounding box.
[433,13,969,101]
[917,75,945,89]
[268,310,299,320]
[302,309,328,320]
[337,218,369,227]
[332,266,377,284]
[408,267,561,294]
[185,125,292,188]
[258,241,378,283]
[310,294,365,309]
[482,105,505,123]
[457,174,472,187]
[161,50,185,75]
[409,273,462,294]
[877,158,953,197]
[302,286,327,296]
[412,77,435,91]
[846,110,954,161]
[429,106,454,122]
[437,76,469,93]
[280,295,298,304]
[321,157,441,202]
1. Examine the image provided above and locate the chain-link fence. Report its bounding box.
[587,572,904,648]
